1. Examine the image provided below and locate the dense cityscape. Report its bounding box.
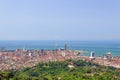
[0,44,120,71]
[0,46,76,71]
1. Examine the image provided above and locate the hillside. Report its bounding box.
[0,59,120,80]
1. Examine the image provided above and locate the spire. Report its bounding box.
[64,44,67,50]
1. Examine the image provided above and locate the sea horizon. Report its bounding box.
[0,40,119,57]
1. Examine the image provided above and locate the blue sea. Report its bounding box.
[0,40,120,56]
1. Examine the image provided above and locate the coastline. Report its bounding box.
[0,48,120,71]
[0,40,120,56]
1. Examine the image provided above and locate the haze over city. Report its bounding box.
[0,0,120,40]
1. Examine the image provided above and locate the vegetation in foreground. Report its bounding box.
[0,59,120,80]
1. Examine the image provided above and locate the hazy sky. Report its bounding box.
[0,0,120,40]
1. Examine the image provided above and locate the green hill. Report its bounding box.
[0,59,120,80]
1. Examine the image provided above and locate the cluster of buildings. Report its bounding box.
[0,46,77,71]
[78,52,120,68]
[0,44,120,71]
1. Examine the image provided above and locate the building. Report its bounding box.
[90,51,95,58]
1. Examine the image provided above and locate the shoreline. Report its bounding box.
[0,49,120,71]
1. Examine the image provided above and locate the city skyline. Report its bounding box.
[0,0,120,40]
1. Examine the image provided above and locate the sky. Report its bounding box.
[0,0,120,40]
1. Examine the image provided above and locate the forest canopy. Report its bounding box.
[0,59,120,80]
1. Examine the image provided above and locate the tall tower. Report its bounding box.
[90,51,95,58]
[64,44,67,50]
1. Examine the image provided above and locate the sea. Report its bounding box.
[0,40,120,57]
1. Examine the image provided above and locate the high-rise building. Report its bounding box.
[90,51,95,58]
[64,44,67,50]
